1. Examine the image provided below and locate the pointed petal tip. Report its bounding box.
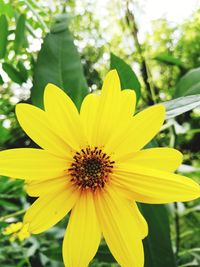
[105,69,120,81]
[44,83,63,100]
[155,103,166,113]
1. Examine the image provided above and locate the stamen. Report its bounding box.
[68,147,115,191]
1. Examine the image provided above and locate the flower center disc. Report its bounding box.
[68,147,115,191]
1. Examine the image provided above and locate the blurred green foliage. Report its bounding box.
[0,0,200,267]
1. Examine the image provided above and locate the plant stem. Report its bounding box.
[0,209,26,222]
[169,125,180,261]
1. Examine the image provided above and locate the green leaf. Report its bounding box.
[0,74,4,85]
[0,0,14,18]
[17,61,28,81]
[2,63,25,84]
[31,16,88,109]
[174,67,200,97]
[154,52,184,67]
[0,14,8,59]
[162,94,200,119]
[110,53,141,103]
[14,14,26,54]
[139,204,176,267]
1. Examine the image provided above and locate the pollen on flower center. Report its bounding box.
[68,147,115,191]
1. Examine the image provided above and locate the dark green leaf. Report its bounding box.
[42,246,62,262]
[2,63,25,84]
[174,67,200,97]
[17,61,28,81]
[154,52,184,67]
[31,18,88,109]
[14,14,26,54]
[163,94,200,119]
[0,74,4,85]
[139,204,176,267]
[95,241,116,263]
[110,53,141,103]
[0,14,8,58]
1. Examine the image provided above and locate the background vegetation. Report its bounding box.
[0,0,200,266]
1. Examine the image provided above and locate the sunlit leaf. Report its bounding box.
[162,94,200,119]
[174,67,200,97]
[0,0,14,18]
[154,52,185,67]
[110,53,141,102]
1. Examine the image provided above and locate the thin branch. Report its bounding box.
[125,0,156,104]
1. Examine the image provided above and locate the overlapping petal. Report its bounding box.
[80,93,100,145]
[113,163,200,203]
[25,176,70,197]
[80,88,136,147]
[127,148,183,172]
[95,187,144,267]
[92,70,122,146]
[16,104,71,158]
[106,105,165,158]
[121,89,136,117]
[0,148,68,180]
[24,186,79,234]
[44,84,87,150]
[63,192,101,267]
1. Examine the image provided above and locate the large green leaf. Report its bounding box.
[154,52,184,68]
[31,16,88,109]
[14,14,26,54]
[174,67,200,97]
[110,53,141,102]
[0,14,8,59]
[163,94,200,119]
[139,204,176,267]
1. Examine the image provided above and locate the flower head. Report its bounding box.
[0,70,199,267]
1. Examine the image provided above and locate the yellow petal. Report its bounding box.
[132,201,148,239]
[63,191,101,267]
[25,176,69,196]
[44,84,87,150]
[95,187,144,267]
[106,104,165,159]
[24,186,78,234]
[113,163,200,203]
[0,148,67,180]
[121,89,136,117]
[110,186,148,239]
[16,104,71,158]
[128,148,183,172]
[93,70,121,146]
[80,93,100,145]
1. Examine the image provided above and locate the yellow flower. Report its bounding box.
[3,222,30,242]
[0,70,199,267]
